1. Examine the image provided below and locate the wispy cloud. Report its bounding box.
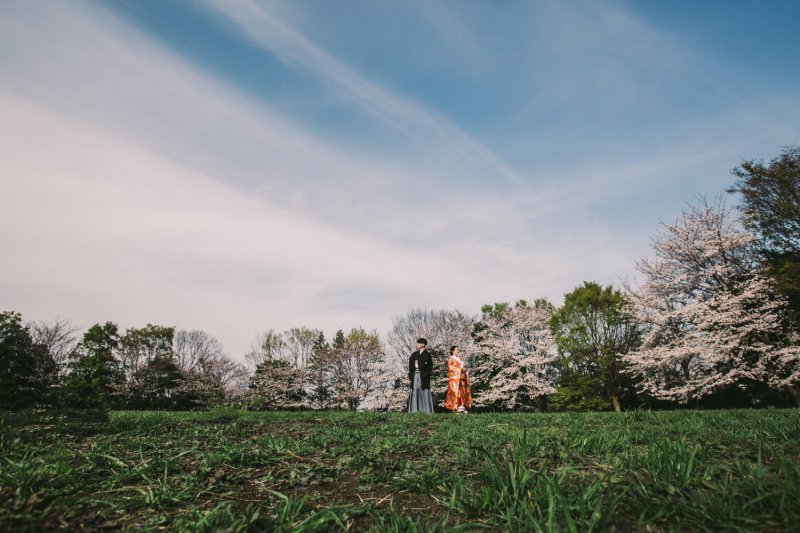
[198,0,525,188]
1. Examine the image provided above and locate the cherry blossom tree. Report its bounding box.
[172,329,249,407]
[624,198,800,405]
[248,360,308,410]
[244,327,323,409]
[177,356,249,405]
[471,301,556,411]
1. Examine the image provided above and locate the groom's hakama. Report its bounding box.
[407,369,434,413]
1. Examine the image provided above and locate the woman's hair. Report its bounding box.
[450,346,458,355]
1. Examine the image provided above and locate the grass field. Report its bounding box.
[1,407,799,532]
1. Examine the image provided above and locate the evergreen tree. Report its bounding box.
[332,329,345,350]
[0,311,56,410]
[144,354,185,410]
[63,322,122,409]
[307,333,334,409]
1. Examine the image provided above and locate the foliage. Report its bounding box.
[62,322,122,410]
[0,311,56,410]
[245,328,323,371]
[729,145,800,255]
[333,329,345,349]
[284,327,323,370]
[245,327,327,410]
[322,328,385,410]
[549,284,640,412]
[480,301,515,320]
[177,354,249,409]
[624,198,800,406]
[728,145,800,315]
[114,324,180,410]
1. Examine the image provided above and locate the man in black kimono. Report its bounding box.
[407,338,434,413]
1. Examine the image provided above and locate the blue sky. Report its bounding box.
[1,0,798,359]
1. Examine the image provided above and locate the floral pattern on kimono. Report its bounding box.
[445,355,472,411]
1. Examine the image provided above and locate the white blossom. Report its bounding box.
[471,303,556,411]
[624,198,800,404]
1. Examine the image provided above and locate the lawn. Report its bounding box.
[1,407,798,532]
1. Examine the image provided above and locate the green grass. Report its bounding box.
[1,407,798,531]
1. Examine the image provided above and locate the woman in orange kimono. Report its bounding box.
[445,346,472,413]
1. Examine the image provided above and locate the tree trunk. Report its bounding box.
[764,365,800,407]
[611,395,621,412]
[785,384,800,407]
[681,360,691,382]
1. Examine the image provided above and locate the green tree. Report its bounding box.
[332,329,345,350]
[312,332,327,355]
[63,322,122,409]
[549,283,640,412]
[0,311,56,410]
[327,328,383,410]
[307,333,335,409]
[729,146,800,313]
[244,329,286,369]
[480,302,515,321]
[117,325,179,409]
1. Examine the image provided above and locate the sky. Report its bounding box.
[1,0,799,360]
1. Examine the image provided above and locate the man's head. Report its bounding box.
[416,338,428,351]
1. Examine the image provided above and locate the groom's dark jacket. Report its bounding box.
[408,349,433,390]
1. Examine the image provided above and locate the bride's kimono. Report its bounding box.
[445,355,472,411]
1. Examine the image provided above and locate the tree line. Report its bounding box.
[2,146,799,412]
